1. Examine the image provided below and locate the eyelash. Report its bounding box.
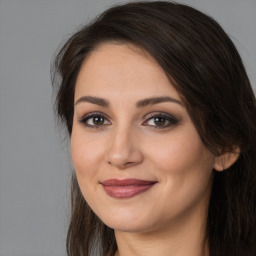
[142,112,178,129]
[79,112,110,130]
[79,111,178,130]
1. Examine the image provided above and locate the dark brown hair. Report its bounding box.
[52,1,256,256]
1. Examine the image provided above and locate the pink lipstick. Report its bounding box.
[101,179,157,199]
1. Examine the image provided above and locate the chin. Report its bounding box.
[97,209,157,233]
[106,220,151,233]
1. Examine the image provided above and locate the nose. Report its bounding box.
[105,126,143,169]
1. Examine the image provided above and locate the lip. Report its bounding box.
[100,179,157,199]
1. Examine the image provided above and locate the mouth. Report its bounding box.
[100,179,157,199]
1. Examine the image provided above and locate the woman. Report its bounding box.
[52,1,256,256]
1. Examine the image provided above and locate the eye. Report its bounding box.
[79,112,111,129]
[142,113,178,129]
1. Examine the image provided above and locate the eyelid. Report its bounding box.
[78,111,178,129]
[79,111,110,121]
[142,112,178,128]
[143,112,178,122]
[143,111,176,119]
[79,111,111,129]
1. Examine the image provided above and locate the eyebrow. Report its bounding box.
[75,95,183,108]
[75,96,109,107]
[136,96,183,107]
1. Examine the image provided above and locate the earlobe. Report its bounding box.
[213,147,240,172]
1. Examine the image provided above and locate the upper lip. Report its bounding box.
[101,179,157,186]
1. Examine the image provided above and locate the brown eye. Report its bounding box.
[92,116,105,125]
[79,112,111,129]
[153,116,167,126]
[143,113,178,129]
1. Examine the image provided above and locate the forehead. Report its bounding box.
[74,42,181,102]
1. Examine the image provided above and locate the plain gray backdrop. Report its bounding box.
[0,0,255,255]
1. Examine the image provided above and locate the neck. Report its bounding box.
[114,205,209,256]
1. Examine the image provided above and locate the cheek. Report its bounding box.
[70,127,105,180]
[70,128,108,209]
[145,130,214,220]
[147,127,215,189]
[156,128,211,168]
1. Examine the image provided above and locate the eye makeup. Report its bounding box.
[78,111,179,130]
[79,111,111,130]
[142,112,179,129]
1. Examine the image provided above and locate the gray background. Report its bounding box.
[0,0,255,255]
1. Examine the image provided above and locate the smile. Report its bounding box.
[100,179,157,199]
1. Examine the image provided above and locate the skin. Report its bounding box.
[71,42,235,256]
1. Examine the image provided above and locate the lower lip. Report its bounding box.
[102,184,156,199]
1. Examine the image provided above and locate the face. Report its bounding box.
[71,43,216,234]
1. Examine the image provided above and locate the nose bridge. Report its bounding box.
[111,123,131,149]
[106,121,143,168]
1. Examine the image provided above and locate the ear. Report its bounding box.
[213,147,240,172]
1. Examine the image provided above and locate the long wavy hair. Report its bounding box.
[51,1,256,256]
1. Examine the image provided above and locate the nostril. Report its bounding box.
[124,162,135,167]
[105,142,143,168]
[107,160,136,169]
